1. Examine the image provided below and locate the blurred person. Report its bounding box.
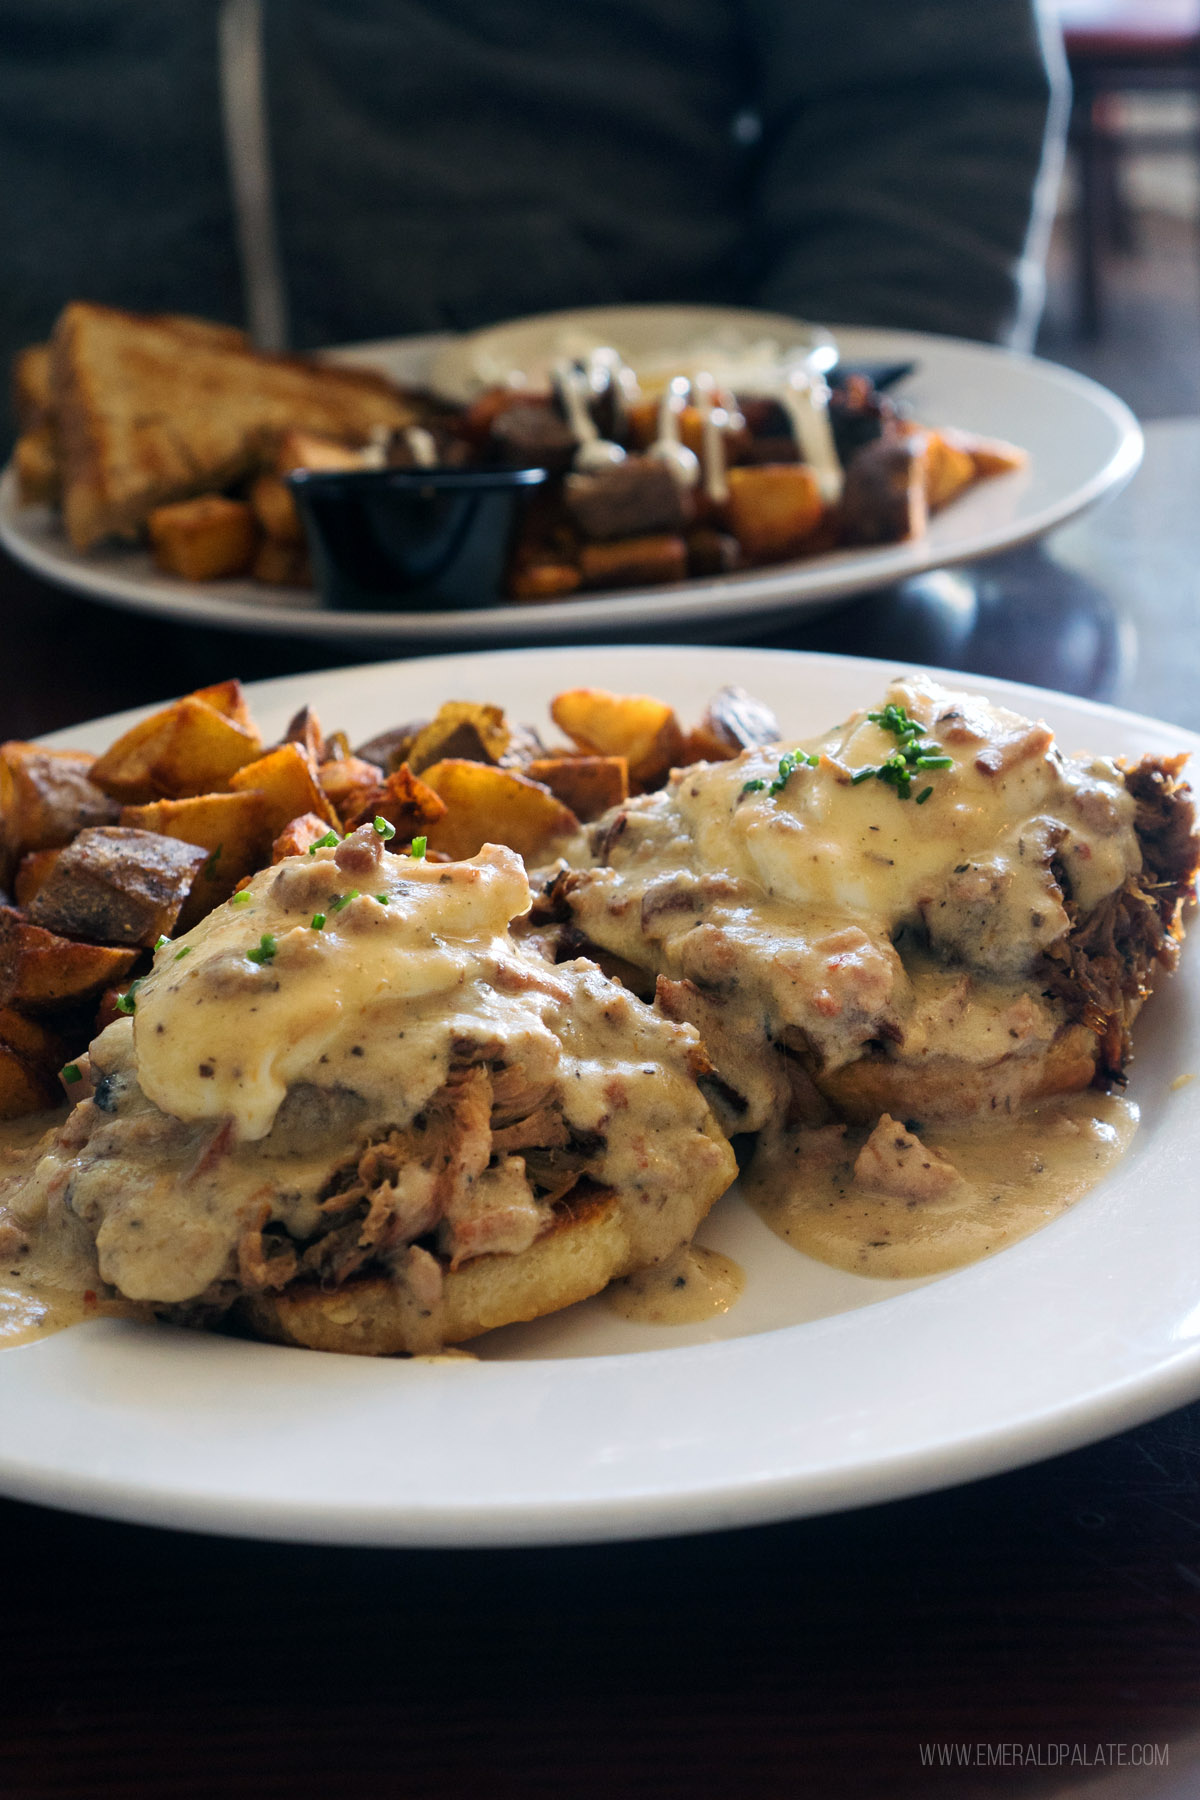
[1,0,1065,424]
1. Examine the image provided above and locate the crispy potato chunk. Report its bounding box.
[148,495,259,581]
[508,561,582,602]
[27,827,208,947]
[525,755,628,822]
[550,689,684,791]
[421,761,577,862]
[921,431,978,511]
[0,907,138,1012]
[13,849,61,908]
[249,472,304,545]
[12,343,53,432]
[578,534,688,590]
[353,723,426,772]
[840,438,928,547]
[405,703,511,774]
[90,695,263,803]
[228,742,340,837]
[271,812,336,861]
[119,791,270,924]
[946,429,1027,480]
[251,538,311,586]
[14,425,60,504]
[340,764,447,838]
[286,705,326,763]
[0,1007,66,1118]
[317,756,385,820]
[0,742,118,861]
[725,464,824,562]
[190,679,256,730]
[680,686,781,763]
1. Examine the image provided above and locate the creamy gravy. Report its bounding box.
[743,1090,1138,1280]
[606,1243,745,1325]
[0,1108,143,1347]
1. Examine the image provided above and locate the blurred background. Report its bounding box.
[1040,0,1200,416]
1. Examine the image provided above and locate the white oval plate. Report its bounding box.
[3,645,1197,1547]
[0,320,1141,645]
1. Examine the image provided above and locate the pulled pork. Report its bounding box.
[1038,754,1199,1080]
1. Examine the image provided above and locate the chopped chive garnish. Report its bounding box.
[174,946,191,961]
[740,777,766,795]
[310,912,327,931]
[307,830,340,855]
[373,816,396,841]
[115,978,143,1016]
[231,889,252,907]
[61,1062,82,1085]
[851,703,955,801]
[246,933,277,965]
[375,893,389,905]
[410,836,427,861]
[329,890,359,912]
[154,935,170,952]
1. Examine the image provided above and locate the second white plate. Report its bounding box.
[0,320,1141,643]
[1,645,1197,1547]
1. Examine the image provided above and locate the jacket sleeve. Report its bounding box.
[743,0,1068,346]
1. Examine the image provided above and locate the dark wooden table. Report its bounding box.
[3,422,1200,1799]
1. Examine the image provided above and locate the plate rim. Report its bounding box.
[0,320,1143,644]
[6,642,1199,1549]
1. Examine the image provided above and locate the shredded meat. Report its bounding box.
[853,1115,961,1201]
[1037,754,1199,1080]
[270,1049,598,1291]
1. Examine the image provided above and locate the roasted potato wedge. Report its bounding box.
[27,827,209,947]
[14,425,60,505]
[405,703,512,774]
[0,1006,66,1118]
[0,743,118,862]
[420,761,577,862]
[508,561,582,602]
[921,431,978,511]
[525,755,628,822]
[578,534,688,590]
[286,705,326,764]
[840,438,928,548]
[90,696,263,803]
[724,464,824,562]
[190,679,256,731]
[228,742,340,837]
[271,812,338,862]
[148,495,259,581]
[340,764,447,839]
[251,538,311,586]
[13,848,61,909]
[249,472,304,545]
[119,791,270,925]
[317,756,386,821]
[550,689,684,791]
[0,907,138,1012]
[679,685,781,763]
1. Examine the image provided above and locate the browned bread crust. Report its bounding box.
[241,1129,731,1357]
[51,302,419,548]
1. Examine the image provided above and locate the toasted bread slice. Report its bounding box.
[51,302,420,548]
[12,343,55,432]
